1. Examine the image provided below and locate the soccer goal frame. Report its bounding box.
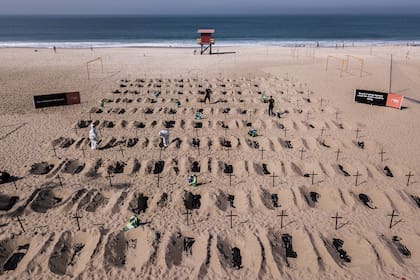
[345,55,364,77]
[86,57,103,80]
[325,55,346,77]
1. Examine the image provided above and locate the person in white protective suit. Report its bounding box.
[89,123,99,150]
[159,129,170,148]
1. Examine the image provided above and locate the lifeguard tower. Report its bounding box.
[196,29,215,55]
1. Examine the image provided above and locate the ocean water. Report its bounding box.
[0,15,420,48]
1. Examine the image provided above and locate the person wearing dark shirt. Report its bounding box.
[204,88,212,103]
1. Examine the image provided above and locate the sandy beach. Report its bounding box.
[0,45,419,279]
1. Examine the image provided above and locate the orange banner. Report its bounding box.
[386,93,404,109]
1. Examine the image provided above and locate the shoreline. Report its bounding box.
[0,41,419,49]
[0,43,419,279]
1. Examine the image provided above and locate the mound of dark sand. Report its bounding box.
[104,232,127,268]
[0,240,29,272]
[52,137,75,148]
[30,188,62,213]
[129,193,149,214]
[0,171,11,184]
[107,161,126,174]
[183,191,201,210]
[30,162,54,175]
[63,160,85,174]
[0,194,19,211]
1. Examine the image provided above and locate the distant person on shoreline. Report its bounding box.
[53,46,56,53]
[268,96,275,116]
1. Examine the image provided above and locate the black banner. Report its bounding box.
[354,89,387,106]
[33,92,80,109]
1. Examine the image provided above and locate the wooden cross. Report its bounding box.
[97,127,103,138]
[118,144,125,158]
[16,216,25,233]
[306,111,312,121]
[335,149,341,161]
[387,209,399,229]
[56,174,63,187]
[335,110,340,120]
[72,126,78,136]
[159,146,163,160]
[196,144,201,156]
[226,210,237,229]
[296,100,300,108]
[226,173,235,187]
[320,98,324,109]
[320,127,327,137]
[379,148,386,162]
[72,211,82,231]
[80,146,86,158]
[259,147,265,160]
[277,209,288,229]
[299,148,306,160]
[51,145,58,158]
[270,172,279,188]
[354,170,361,186]
[355,128,361,140]
[183,208,192,226]
[106,171,113,188]
[309,170,318,185]
[331,212,343,230]
[406,171,414,186]
[156,173,161,188]
[283,127,289,138]
[223,126,228,137]
[11,180,17,190]
[225,146,231,158]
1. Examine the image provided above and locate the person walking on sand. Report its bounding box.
[53,46,56,53]
[159,129,170,148]
[89,123,98,150]
[204,88,212,104]
[268,96,275,116]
